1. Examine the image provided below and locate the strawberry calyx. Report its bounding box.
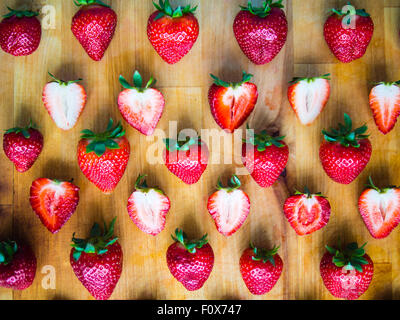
[171,229,208,254]
[0,240,18,265]
[216,175,242,193]
[73,0,111,8]
[325,241,369,273]
[331,2,370,18]
[71,217,118,261]
[134,174,164,194]
[119,70,156,93]
[5,121,37,139]
[322,113,369,148]
[294,187,325,199]
[153,0,197,20]
[365,176,397,193]
[289,73,330,84]
[240,0,284,18]
[48,72,82,86]
[244,126,286,151]
[164,136,201,152]
[3,7,39,18]
[373,80,400,86]
[210,71,253,89]
[250,243,280,266]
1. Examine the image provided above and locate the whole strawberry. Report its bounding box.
[0,240,36,290]
[147,0,199,64]
[166,229,214,291]
[78,119,130,194]
[233,0,288,65]
[324,4,374,63]
[320,242,373,300]
[320,113,371,184]
[240,243,283,295]
[0,7,41,56]
[71,0,117,61]
[3,122,43,173]
[70,218,122,300]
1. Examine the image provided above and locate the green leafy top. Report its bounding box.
[294,186,325,199]
[289,74,330,85]
[210,71,253,89]
[331,2,370,27]
[322,113,369,148]
[365,176,397,193]
[48,72,82,86]
[134,174,164,194]
[3,7,39,19]
[0,240,18,265]
[73,0,110,8]
[153,0,197,20]
[240,0,284,18]
[250,243,280,266]
[244,126,286,152]
[216,175,242,193]
[71,217,118,261]
[172,229,208,254]
[80,119,125,157]
[164,136,201,152]
[325,241,369,273]
[119,71,156,93]
[373,80,400,87]
[5,121,37,139]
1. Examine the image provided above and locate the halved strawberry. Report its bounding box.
[288,74,331,126]
[118,71,165,136]
[369,81,400,134]
[207,175,250,237]
[127,174,171,236]
[358,176,400,239]
[29,178,80,234]
[208,72,258,133]
[42,72,87,131]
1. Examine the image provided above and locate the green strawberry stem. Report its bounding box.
[73,0,111,8]
[365,176,396,193]
[119,70,156,92]
[5,120,37,139]
[48,72,82,86]
[244,125,286,151]
[216,175,242,192]
[240,0,284,18]
[172,229,208,254]
[373,80,400,86]
[250,243,280,266]
[289,73,330,84]
[153,0,197,20]
[210,71,253,88]
[331,2,370,27]
[164,136,201,152]
[325,241,369,273]
[134,174,164,194]
[0,240,18,265]
[294,187,325,199]
[3,7,39,18]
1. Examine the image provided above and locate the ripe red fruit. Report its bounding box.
[166,229,214,291]
[208,72,258,133]
[3,122,43,173]
[240,244,283,295]
[233,0,288,65]
[147,0,199,64]
[0,240,36,290]
[70,218,122,300]
[71,0,117,61]
[320,113,372,184]
[320,242,373,300]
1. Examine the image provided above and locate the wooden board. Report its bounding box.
[0,0,400,300]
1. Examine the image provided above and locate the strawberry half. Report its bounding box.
[29,178,80,234]
[283,188,331,236]
[127,174,171,236]
[208,72,258,133]
[369,81,400,134]
[118,70,165,136]
[288,74,331,126]
[42,72,87,131]
[358,176,400,239]
[207,175,250,237]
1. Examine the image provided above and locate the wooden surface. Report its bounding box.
[0,0,400,300]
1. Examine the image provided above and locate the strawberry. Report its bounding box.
[324,4,374,63]
[283,188,331,236]
[233,0,288,65]
[208,72,258,133]
[3,122,43,173]
[320,242,373,300]
[77,119,130,194]
[207,175,250,237]
[242,128,289,188]
[320,113,372,184]
[288,74,331,126]
[29,178,80,234]
[71,0,117,61]
[369,81,400,134]
[239,244,283,295]
[358,176,400,239]
[166,229,214,291]
[0,7,41,56]
[163,136,208,185]
[70,218,122,300]
[118,70,165,136]
[42,72,87,131]
[147,0,199,64]
[127,174,171,236]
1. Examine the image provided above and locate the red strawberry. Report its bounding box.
[71,0,117,61]
[369,81,400,134]
[147,0,199,64]
[208,72,258,133]
[77,119,130,194]
[118,71,165,136]
[239,244,283,295]
[233,0,288,65]
[320,242,373,300]
[207,175,250,237]
[163,136,208,185]
[127,174,170,236]
[166,229,214,291]
[283,188,331,236]
[3,122,43,173]
[358,176,400,239]
[324,5,374,63]
[320,113,372,184]
[0,240,36,290]
[288,74,331,126]
[29,178,80,234]
[70,218,122,300]
[0,7,41,56]
[242,129,289,188]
